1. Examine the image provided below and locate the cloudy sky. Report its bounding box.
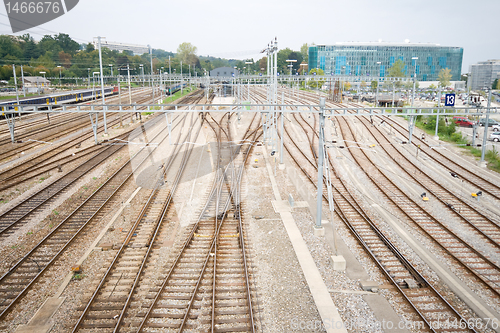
[1,0,498,72]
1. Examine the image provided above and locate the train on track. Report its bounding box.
[0,86,119,114]
[2,82,188,116]
[165,82,187,95]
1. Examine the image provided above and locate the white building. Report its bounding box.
[469,59,500,90]
[95,41,149,55]
[23,76,51,88]
[210,67,239,78]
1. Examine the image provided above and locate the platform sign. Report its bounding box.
[445,94,456,107]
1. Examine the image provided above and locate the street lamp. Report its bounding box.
[109,64,113,77]
[57,66,62,86]
[411,57,418,107]
[245,61,253,75]
[286,59,297,76]
[87,68,91,88]
[92,71,100,102]
[139,64,144,87]
[160,67,164,101]
[39,71,46,89]
[376,61,381,106]
[300,63,307,75]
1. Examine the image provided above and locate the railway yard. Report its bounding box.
[1,85,500,333]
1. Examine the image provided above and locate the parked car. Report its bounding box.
[453,116,475,128]
[492,125,500,132]
[490,132,500,142]
[478,118,500,127]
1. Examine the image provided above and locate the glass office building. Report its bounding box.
[308,42,463,81]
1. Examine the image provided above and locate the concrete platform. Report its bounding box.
[263,146,347,333]
[15,297,64,333]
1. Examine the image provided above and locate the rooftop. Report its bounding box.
[315,41,462,48]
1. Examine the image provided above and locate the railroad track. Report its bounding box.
[281,110,478,331]
[347,101,500,201]
[0,88,152,167]
[336,111,500,296]
[0,91,204,322]
[71,112,202,332]
[342,103,500,249]
[126,111,258,333]
[0,88,189,192]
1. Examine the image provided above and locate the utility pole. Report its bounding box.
[20,65,26,97]
[127,63,133,122]
[97,36,107,134]
[435,86,441,138]
[118,73,122,126]
[480,89,492,163]
[316,97,326,231]
[12,64,20,117]
[149,45,155,104]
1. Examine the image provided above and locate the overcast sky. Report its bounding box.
[1,0,498,72]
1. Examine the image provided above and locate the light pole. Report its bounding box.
[245,61,253,75]
[408,57,418,144]
[92,71,100,102]
[286,59,297,77]
[411,57,418,107]
[375,61,381,106]
[39,71,46,91]
[57,66,62,86]
[139,64,144,87]
[160,67,164,102]
[87,68,90,89]
[109,64,113,84]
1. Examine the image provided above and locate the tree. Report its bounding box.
[54,33,80,55]
[177,42,198,65]
[287,51,303,73]
[438,68,452,87]
[371,81,378,90]
[429,84,437,90]
[492,79,498,90]
[300,43,309,63]
[387,59,405,77]
[58,51,72,68]
[308,68,325,89]
[0,35,22,60]
[259,57,267,74]
[86,43,95,52]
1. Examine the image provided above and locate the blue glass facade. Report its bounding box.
[308,43,463,81]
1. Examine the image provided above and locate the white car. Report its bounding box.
[490,132,500,142]
[492,125,500,132]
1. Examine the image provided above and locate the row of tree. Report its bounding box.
[0,34,454,89]
[0,34,264,84]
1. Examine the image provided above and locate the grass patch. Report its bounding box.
[415,115,500,173]
[0,93,39,101]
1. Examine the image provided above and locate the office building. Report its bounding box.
[469,59,500,90]
[308,42,463,81]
